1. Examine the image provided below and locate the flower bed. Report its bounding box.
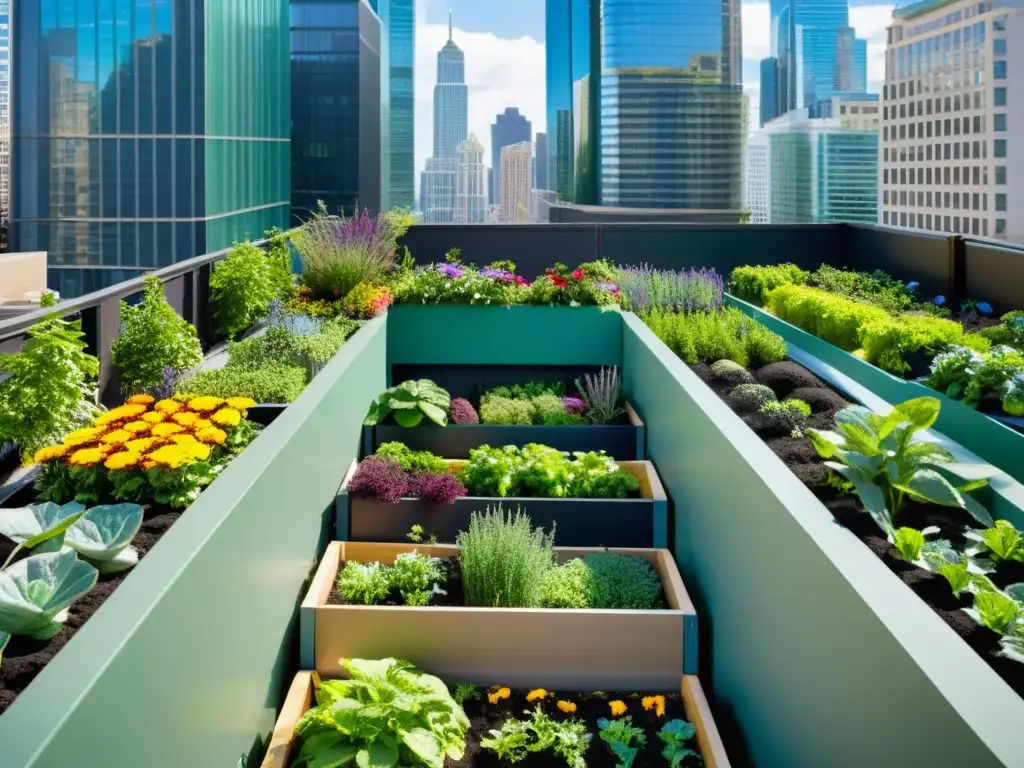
[301,540,696,686]
[262,668,730,768]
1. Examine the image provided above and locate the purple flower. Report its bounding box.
[437,263,464,279]
[411,473,466,505]
[150,366,179,400]
[934,295,946,306]
[449,398,480,425]
[348,457,409,504]
[906,281,920,292]
[977,301,994,316]
[596,281,619,292]
[480,267,514,281]
[562,396,586,415]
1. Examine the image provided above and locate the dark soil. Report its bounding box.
[0,505,181,716]
[450,689,702,768]
[694,357,1024,698]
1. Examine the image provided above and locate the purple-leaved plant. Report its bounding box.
[449,398,480,425]
[411,473,466,505]
[348,457,410,504]
[617,264,723,313]
[562,395,586,415]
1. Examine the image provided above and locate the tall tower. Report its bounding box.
[455,134,487,223]
[499,141,532,223]
[491,108,532,205]
[424,12,468,223]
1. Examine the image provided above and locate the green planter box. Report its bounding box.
[727,293,1024,486]
[621,312,1023,768]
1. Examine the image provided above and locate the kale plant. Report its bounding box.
[658,719,700,767]
[598,716,647,768]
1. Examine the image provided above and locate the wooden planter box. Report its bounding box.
[335,460,669,548]
[300,541,698,687]
[363,404,646,460]
[262,671,730,768]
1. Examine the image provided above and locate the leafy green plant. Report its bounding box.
[292,658,470,768]
[480,395,534,425]
[530,394,585,426]
[458,506,554,607]
[889,525,944,566]
[0,313,99,461]
[728,263,809,305]
[374,442,448,474]
[453,684,479,706]
[539,558,591,608]
[365,380,451,427]
[337,561,393,605]
[807,397,992,532]
[598,716,647,768]
[730,383,777,411]
[113,275,202,395]
[176,363,307,403]
[966,590,1023,635]
[264,227,296,301]
[862,313,976,376]
[486,381,566,400]
[965,520,1024,566]
[481,717,532,763]
[390,551,447,606]
[641,307,786,368]
[759,399,811,436]
[482,707,591,768]
[210,241,277,339]
[658,719,700,767]
[584,553,663,609]
[766,284,890,351]
[807,265,923,315]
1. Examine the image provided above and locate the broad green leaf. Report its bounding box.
[355,740,398,768]
[392,409,424,428]
[1004,583,1024,603]
[828,463,890,530]
[892,527,926,562]
[960,494,995,529]
[309,744,360,768]
[806,429,843,458]
[834,407,882,453]
[1000,635,1024,664]
[903,442,956,465]
[892,396,941,432]
[418,401,448,427]
[65,504,143,570]
[894,469,963,508]
[401,728,445,768]
[970,591,1022,634]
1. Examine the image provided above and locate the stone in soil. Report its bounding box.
[786,386,847,414]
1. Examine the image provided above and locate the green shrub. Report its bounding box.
[210,241,277,339]
[766,284,890,351]
[458,506,554,607]
[977,311,1024,350]
[861,313,968,375]
[374,441,448,474]
[539,558,591,608]
[583,553,662,609]
[730,383,777,411]
[640,307,787,367]
[479,394,534,425]
[227,327,300,371]
[294,317,357,374]
[176,363,307,403]
[264,227,296,301]
[806,265,924,314]
[112,275,203,395]
[710,359,754,385]
[760,399,811,435]
[530,394,584,425]
[728,264,808,305]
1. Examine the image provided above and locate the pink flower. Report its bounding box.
[572,269,585,280]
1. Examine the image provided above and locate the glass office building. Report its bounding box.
[11,0,291,297]
[291,0,381,218]
[546,0,745,210]
[369,0,414,210]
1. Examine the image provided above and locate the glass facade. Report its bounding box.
[761,57,779,125]
[491,107,531,205]
[11,0,290,297]
[546,0,745,210]
[369,0,414,210]
[291,0,381,218]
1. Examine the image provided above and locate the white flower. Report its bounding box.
[474,292,481,299]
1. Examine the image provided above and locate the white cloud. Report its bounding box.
[414,22,545,182]
[851,4,896,88]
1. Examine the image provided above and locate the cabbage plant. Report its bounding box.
[0,502,143,574]
[0,549,98,658]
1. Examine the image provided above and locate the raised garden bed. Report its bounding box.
[262,671,730,768]
[300,542,697,686]
[335,459,668,548]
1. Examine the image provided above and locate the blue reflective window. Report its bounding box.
[994,60,1007,79]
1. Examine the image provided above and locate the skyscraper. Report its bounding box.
[746,134,771,223]
[370,0,415,210]
[423,13,468,223]
[535,132,549,190]
[291,0,382,218]
[0,0,9,223]
[546,0,746,211]
[760,58,780,126]
[491,108,532,205]
[499,141,532,223]
[11,0,291,297]
[455,134,488,223]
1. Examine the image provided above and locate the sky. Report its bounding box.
[413,0,899,183]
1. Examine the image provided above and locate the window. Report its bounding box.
[983,219,988,236]
[944,192,951,208]
[900,125,907,139]
[944,167,951,185]
[995,113,1007,131]
[994,14,1007,31]
[994,87,1006,106]
[996,219,1007,234]
[954,167,961,184]
[954,192,960,210]
[994,61,1007,79]
[996,193,1007,211]
[972,218,979,236]
[994,38,1007,55]
[973,193,980,210]
[901,191,908,205]
[900,104,906,118]
[963,117,970,134]
[996,166,1006,184]
[973,166,980,184]
[901,213,908,226]
[995,139,1007,157]
[884,190,890,204]
[927,168,933,184]
[927,192,933,207]
[973,115,981,132]
[884,168,889,183]
[945,118,951,135]
[901,168,907,184]
[883,211,890,224]
[944,215,951,231]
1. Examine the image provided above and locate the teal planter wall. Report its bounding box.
[385,306,623,367]
[727,294,1024,486]
[620,313,1020,768]
[0,318,387,768]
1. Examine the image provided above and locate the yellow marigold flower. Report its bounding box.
[97,404,148,424]
[154,399,182,414]
[171,433,198,444]
[141,458,157,470]
[184,442,212,461]
[526,689,550,702]
[196,425,227,445]
[125,437,160,454]
[641,696,666,717]
[194,417,212,429]
[171,412,199,427]
[63,427,105,447]
[142,411,166,424]
[151,422,184,437]
[146,444,199,470]
[123,421,151,434]
[68,447,106,467]
[487,687,511,705]
[34,445,69,463]
[556,701,577,714]
[211,407,241,427]
[100,429,132,445]
[608,700,628,717]
[187,396,225,413]
[226,397,257,411]
[105,451,142,471]
[126,394,155,405]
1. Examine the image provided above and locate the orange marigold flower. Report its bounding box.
[196,425,227,445]
[154,399,182,414]
[63,427,106,447]
[34,444,69,463]
[105,451,142,471]
[125,437,160,454]
[226,396,257,410]
[123,421,151,434]
[608,700,628,717]
[68,447,106,467]
[556,701,577,714]
[487,687,511,705]
[171,411,199,427]
[526,689,550,702]
[641,695,666,717]
[126,394,155,405]
[146,444,199,469]
[151,422,184,437]
[187,396,225,413]
[97,404,147,424]
[142,411,166,424]
[194,417,212,429]
[171,433,199,444]
[100,429,132,445]
[141,458,157,470]
[211,407,241,427]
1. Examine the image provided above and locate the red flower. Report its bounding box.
[549,274,567,289]
[572,269,585,280]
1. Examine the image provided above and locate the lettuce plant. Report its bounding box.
[365,380,451,427]
[1004,371,1024,417]
[482,707,590,768]
[965,520,1024,567]
[888,526,943,567]
[658,720,700,768]
[807,397,992,532]
[292,658,469,768]
[0,549,98,660]
[374,442,448,474]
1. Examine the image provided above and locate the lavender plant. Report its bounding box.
[576,366,625,425]
[150,367,179,400]
[616,264,724,313]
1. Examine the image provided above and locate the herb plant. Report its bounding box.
[486,381,567,400]
[577,367,625,425]
[337,561,393,605]
[337,553,446,606]
[210,241,277,339]
[449,398,479,425]
[728,263,809,306]
[617,265,723,313]
[598,716,647,768]
[641,307,786,368]
[759,399,811,436]
[807,397,993,532]
[264,227,296,301]
[348,457,410,504]
[540,553,663,609]
[365,380,451,427]
[175,363,307,403]
[112,275,203,395]
[374,442,448,474]
[658,719,700,767]
[479,395,535,425]
[291,657,470,768]
[730,383,777,411]
[539,558,591,608]
[453,684,479,705]
[482,707,591,768]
